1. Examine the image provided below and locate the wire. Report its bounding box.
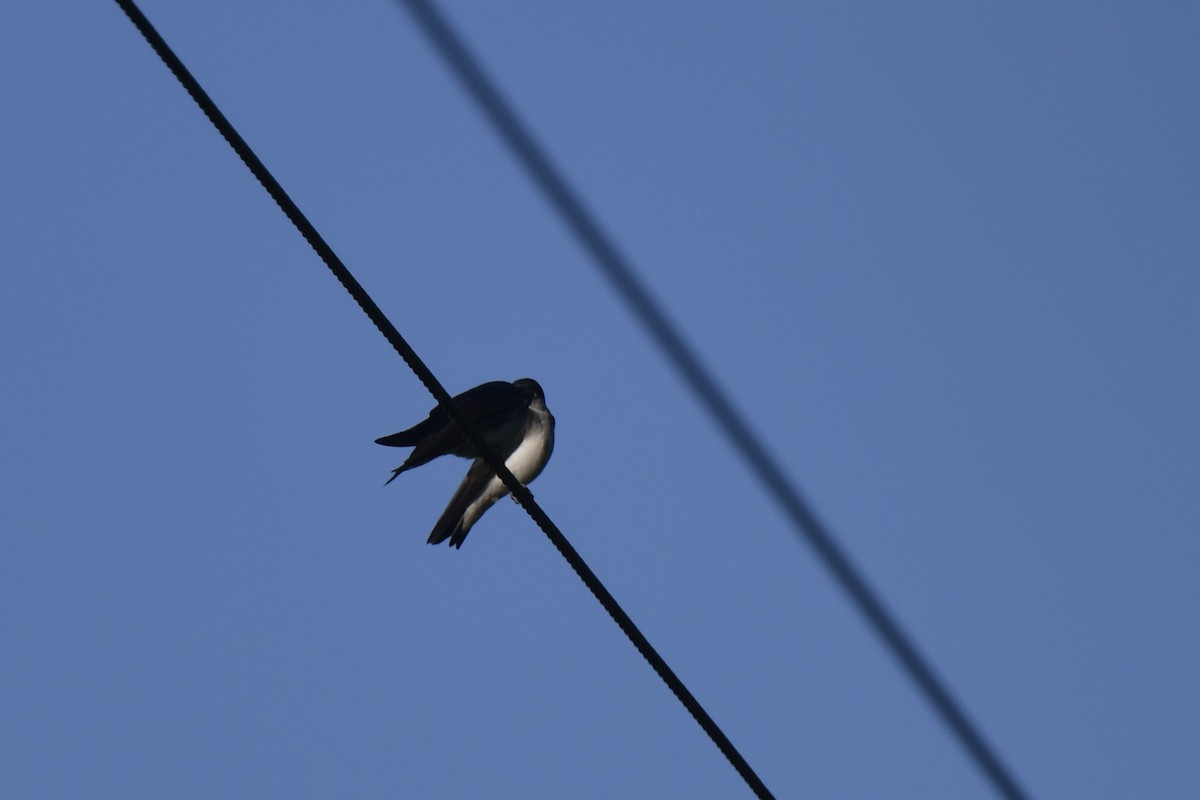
[110,2,775,798]
[396,2,1032,799]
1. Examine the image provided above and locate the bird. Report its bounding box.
[376,378,555,548]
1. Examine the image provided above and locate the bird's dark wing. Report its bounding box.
[451,381,532,435]
[374,415,438,448]
[376,381,531,474]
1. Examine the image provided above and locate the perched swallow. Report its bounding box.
[376,378,555,548]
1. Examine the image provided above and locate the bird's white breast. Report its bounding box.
[464,400,555,525]
[505,404,554,484]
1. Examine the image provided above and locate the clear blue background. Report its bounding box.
[3,2,1198,798]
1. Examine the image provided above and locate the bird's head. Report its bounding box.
[513,377,545,401]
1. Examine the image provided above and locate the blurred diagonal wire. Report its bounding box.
[397,1,1031,799]
[112,1,775,797]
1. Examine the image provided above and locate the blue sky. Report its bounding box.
[3,2,1198,797]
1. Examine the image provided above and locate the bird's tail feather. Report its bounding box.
[427,461,501,548]
[427,504,469,546]
[427,471,477,546]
